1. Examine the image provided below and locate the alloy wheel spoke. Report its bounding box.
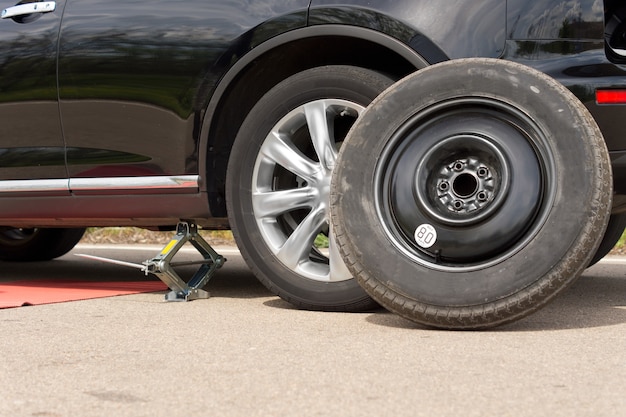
[252,187,315,218]
[276,208,326,269]
[328,222,353,282]
[261,131,319,182]
[303,101,337,172]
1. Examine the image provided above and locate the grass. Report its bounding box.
[315,234,330,248]
[81,227,234,245]
[82,227,331,249]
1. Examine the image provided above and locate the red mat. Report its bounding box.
[0,279,168,309]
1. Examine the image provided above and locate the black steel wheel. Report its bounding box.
[0,227,86,261]
[331,58,612,328]
[226,65,395,311]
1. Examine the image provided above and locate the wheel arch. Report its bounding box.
[199,25,437,217]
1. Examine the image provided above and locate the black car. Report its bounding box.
[1,0,625,328]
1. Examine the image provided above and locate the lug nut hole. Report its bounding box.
[453,161,465,171]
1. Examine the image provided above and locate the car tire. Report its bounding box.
[588,213,626,266]
[0,227,86,262]
[226,65,395,311]
[330,58,612,328]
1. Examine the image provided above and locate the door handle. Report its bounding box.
[1,1,56,19]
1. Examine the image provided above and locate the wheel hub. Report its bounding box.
[416,135,509,226]
[437,159,492,212]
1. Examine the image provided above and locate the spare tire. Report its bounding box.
[331,58,612,329]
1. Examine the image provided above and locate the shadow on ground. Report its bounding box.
[2,250,625,331]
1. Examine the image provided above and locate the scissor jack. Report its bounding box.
[77,221,226,302]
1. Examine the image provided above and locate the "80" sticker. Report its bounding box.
[414,224,437,248]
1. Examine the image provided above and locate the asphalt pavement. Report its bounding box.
[1,244,625,417]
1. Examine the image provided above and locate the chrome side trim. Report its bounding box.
[0,179,68,194]
[69,175,199,192]
[0,176,199,195]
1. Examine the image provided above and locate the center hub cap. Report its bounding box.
[416,135,510,226]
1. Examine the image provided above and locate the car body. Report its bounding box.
[2,0,626,325]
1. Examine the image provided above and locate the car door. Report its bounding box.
[57,0,309,196]
[0,0,67,190]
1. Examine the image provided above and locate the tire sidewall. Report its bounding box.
[0,228,86,261]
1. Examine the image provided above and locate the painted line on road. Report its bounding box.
[598,256,626,265]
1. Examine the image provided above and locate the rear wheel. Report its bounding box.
[588,213,626,266]
[226,65,395,311]
[0,227,86,261]
[331,58,612,328]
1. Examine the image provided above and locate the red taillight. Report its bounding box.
[596,89,626,104]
